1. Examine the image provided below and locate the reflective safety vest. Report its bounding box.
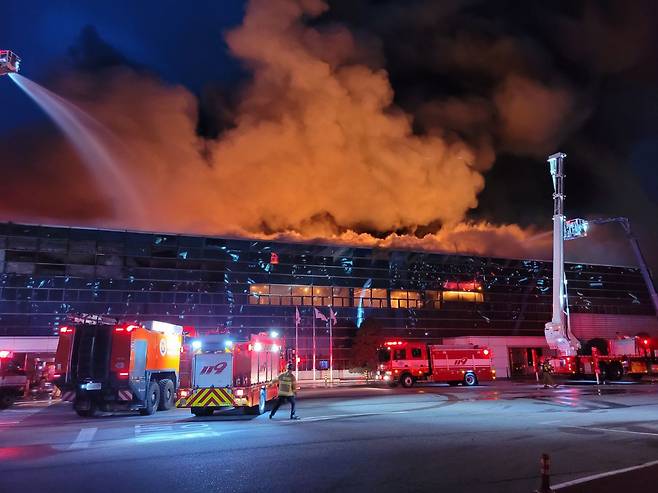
[541,361,553,373]
[277,371,296,397]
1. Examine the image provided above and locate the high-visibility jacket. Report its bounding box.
[277,371,296,397]
[541,361,553,373]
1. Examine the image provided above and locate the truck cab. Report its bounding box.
[377,341,430,385]
[0,51,20,75]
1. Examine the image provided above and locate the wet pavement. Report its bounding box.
[2,381,658,492]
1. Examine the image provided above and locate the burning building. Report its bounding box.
[0,222,656,378]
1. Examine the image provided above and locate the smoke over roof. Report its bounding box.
[1,0,656,268]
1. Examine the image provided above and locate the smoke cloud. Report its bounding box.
[5,0,647,264]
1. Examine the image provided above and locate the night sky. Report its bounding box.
[1,0,657,272]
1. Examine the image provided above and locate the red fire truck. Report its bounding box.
[176,332,287,416]
[549,336,652,381]
[0,350,27,408]
[54,314,185,417]
[375,340,495,387]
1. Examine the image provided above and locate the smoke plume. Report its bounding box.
[5,0,648,263]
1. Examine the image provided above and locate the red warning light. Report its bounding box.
[643,339,649,345]
[270,252,279,264]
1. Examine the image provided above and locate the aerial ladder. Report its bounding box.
[587,217,658,317]
[544,153,658,361]
[544,152,581,356]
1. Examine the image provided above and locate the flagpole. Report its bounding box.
[329,309,333,384]
[295,307,299,381]
[312,307,316,382]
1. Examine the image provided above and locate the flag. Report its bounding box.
[329,307,337,325]
[314,307,327,322]
[295,307,301,325]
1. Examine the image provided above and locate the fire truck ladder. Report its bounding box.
[587,217,658,317]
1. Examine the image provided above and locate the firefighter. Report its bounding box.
[541,358,558,389]
[269,362,300,420]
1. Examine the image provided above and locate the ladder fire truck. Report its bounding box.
[54,314,184,417]
[176,332,286,416]
[549,336,652,381]
[543,153,658,382]
[375,340,495,387]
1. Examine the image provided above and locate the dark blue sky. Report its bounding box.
[1,0,245,132]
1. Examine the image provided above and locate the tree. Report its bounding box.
[349,319,387,372]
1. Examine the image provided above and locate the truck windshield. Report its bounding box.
[377,349,390,362]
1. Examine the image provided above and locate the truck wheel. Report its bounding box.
[191,407,213,417]
[400,373,414,388]
[157,379,175,411]
[139,380,160,416]
[608,363,623,381]
[75,400,97,418]
[464,373,478,386]
[0,393,15,409]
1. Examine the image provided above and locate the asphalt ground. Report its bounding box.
[2,381,658,493]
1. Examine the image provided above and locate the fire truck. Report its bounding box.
[176,332,286,416]
[54,314,184,417]
[375,340,495,387]
[0,351,27,408]
[549,336,652,381]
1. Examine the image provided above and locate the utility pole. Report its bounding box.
[545,152,580,356]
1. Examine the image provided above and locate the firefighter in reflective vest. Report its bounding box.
[269,363,300,420]
[541,358,558,389]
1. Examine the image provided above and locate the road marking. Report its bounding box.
[69,427,98,449]
[281,410,411,423]
[134,422,219,442]
[553,458,658,490]
[572,426,658,438]
[0,403,53,429]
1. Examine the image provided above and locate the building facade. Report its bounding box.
[0,222,656,372]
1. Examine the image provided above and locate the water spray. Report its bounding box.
[4,55,144,223]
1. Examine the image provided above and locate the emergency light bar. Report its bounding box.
[67,313,118,325]
[143,320,183,335]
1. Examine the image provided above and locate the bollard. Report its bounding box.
[534,453,553,493]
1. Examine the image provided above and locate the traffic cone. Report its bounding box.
[535,453,553,493]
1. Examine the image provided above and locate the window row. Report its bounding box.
[248,285,484,308]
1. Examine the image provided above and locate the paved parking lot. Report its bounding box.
[2,381,658,492]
